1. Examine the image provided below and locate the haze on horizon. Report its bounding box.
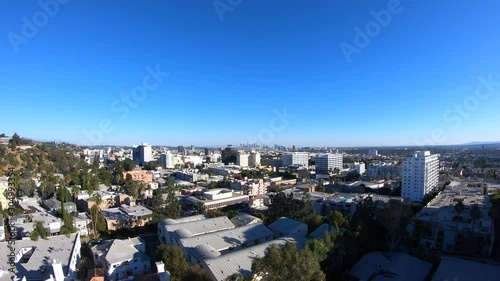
[1,0,499,147]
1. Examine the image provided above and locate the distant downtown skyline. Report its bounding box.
[1,1,499,146]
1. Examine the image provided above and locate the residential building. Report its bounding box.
[92,238,151,281]
[230,179,269,196]
[431,257,500,281]
[368,149,378,157]
[74,212,92,236]
[268,217,308,239]
[123,170,153,183]
[230,212,262,227]
[186,189,250,211]
[409,182,495,257]
[100,204,153,231]
[349,252,432,281]
[315,153,343,174]
[158,215,234,246]
[42,198,76,214]
[249,151,261,167]
[176,170,209,183]
[159,151,175,169]
[0,233,81,281]
[281,152,308,167]
[179,223,274,265]
[402,151,440,202]
[0,177,9,210]
[201,237,304,281]
[367,162,401,180]
[133,143,152,165]
[237,153,250,167]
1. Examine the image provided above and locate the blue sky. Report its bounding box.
[1,0,499,147]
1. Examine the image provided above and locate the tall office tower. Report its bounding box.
[249,152,261,167]
[133,143,152,165]
[315,153,343,174]
[178,146,185,155]
[204,148,210,156]
[402,151,440,202]
[281,152,309,167]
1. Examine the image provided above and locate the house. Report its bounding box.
[42,197,77,214]
[74,212,92,236]
[92,238,151,281]
[0,233,81,281]
[349,251,432,281]
[100,204,153,231]
[268,217,308,239]
[308,223,335,240]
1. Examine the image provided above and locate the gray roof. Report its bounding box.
[230,213,262,227]
[268,217,308,236]
[0,233,79,281]
[167,216,235,240]
[101,208,129,221]
[180,223,273,256]
[349,252,432,281]
[160,214,209,226]
[431,257,500,281]
[308,223,335,239]
[119,204,153,217]
[202,237,302,281]
[94,238,149,265]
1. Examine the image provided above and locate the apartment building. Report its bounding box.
[409,182,495,257]
[402,151,440,202]
[281,152,309,167]
[315,153,343,174]
[237,153,250,167]
[367,162,401,180]
[249,151,261,167]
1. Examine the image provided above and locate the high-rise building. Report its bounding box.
[237,153,250,167]
[249,152,261,167]
[178,146,185,155]
[368,149,378,157]
[133,143,152,165]
[281,152,308,167]
[315,154,343,174]
[402,151,439,202]
[160,151,175,169]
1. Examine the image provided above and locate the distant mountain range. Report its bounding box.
[461,141,500,145]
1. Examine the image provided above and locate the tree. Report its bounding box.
[454,200,465,247]
[72,186,81,205]
[251,242,325,281]
[59,210,77,235]
[89,195,106,238]
[17,178,35,197]
[98,167,113,186]
[181,266,212,281]
[470,204,481,233]
[41,181,56,199]
[164,187,181,219]
[122,158,135,171]
[266,192,315,224]
[156,245,189,281]
[31,221,50,240]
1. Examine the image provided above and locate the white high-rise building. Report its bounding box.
[249,152,261,167]
[315,154,343,174]
[281,152,309,167]
[160,151,175,169]
[402,151,439,202]
[139,143,152,164]
[237,153,250,167]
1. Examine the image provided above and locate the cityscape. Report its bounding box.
[2,0,500,281]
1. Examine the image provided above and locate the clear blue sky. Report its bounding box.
[1,0,499,147]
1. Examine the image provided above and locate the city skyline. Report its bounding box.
[2,1,500,147]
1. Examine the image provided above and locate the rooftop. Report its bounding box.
[431,257,500,281]
[168,217,235,240]
[0,233,80,281]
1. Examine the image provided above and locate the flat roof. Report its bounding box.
[202,237,303,281]
[166,216,235,238]
[0,233,79,281]
[180,223,272,253]
[431,257,500,281]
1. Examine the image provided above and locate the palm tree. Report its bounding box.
[72,186,80,204]
[470,204,481,233]
[90,194,103,238]
[454,201,465,251]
